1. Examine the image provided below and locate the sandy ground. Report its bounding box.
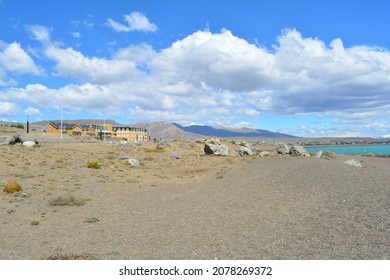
[0,139,389,260]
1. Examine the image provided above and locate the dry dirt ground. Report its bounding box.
[0,139,389,260]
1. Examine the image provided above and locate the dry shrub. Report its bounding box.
[50,196,86,206]
[87,161,101,169]
[144,147,165,153]
[2,180,23,193]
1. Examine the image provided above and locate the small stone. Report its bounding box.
[128,159,140,166]
[344,158,362,167]
[23,141,36,148]
[118,155,129,160]
[169,152,182,159]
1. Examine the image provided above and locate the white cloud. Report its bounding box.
[28,25,140,84]
[71,32,81,38]
[23,107,42,116]
[152,29,275,91]
[0,42,43,85]
[106,11,157,32]
[3,27,390,136]
[0,101,20,116]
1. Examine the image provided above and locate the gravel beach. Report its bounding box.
[0,140,389,260]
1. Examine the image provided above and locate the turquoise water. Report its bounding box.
[305,144,390,156]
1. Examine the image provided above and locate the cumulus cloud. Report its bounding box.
[0,101,20,116]
[28,25,140,84]
[0,41,43,85]
[23,107,42,116]
[106,11,157,32]
[3,26,390,136]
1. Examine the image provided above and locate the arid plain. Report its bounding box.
[0,131,389,260]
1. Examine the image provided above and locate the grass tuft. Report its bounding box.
[87,161,101,169]
[144,147,165,153]
[2,180,23,193]
[50,196,86,206]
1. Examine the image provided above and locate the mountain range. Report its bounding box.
[1,120,296,139]
[172,123,296,138]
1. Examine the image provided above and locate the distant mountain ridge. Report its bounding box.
[172,123,296,138]
[22,119,296,139]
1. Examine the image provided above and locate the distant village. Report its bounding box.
[47,122,149,142]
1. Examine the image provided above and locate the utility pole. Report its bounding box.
[60,107,63,140]
[103,118,106,141]
[26,115,29,134]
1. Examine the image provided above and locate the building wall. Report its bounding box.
[47,123,59,134]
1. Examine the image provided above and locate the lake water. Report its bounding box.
[305,144,390,156]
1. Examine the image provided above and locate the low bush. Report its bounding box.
[50,196,86,206]
[2,180,23,193]
[144,148,165,153]
[87,161,101,169]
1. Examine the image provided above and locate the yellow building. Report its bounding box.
[112,126,148,142]
[47,122,84,136]
[47,122,148,142]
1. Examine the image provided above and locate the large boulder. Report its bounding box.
[277,144,290,155]
[315,150,323,158]
[204,143,230,156]
[290,145,310,157]
[236,146,253,156]
[0,136,14,145]
[206,138,221,145]
[23,141,36,148]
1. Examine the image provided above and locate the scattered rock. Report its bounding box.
[13,134,23,144]
[169,151,182,159]
[315,150,323,158]
[120,140,129,146]
[23,141,36,148]
[290,145,310,157]
[259,150,278,157]
[239,141,249,147]
[206,138,221,145]
[344,158,362,167]
[128,159,140,166]
[118,155,129,160]
[277,144,290,155]
[0,136,14,145]
[156,141,170,149]
[204,143,230,156]
[236,146,253,156]
[259,151,271,157]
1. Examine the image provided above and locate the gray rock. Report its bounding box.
[169,151,182,159]
[344,158,362,167]
[118,155,129,160]
[128,159,140,166]
[204,143,230,156]
[236,146,253,156]
[0,136,14,145]
[206,138,221,145]
[315,150,323,158]
[156,141,170,149]
[290,145,310,157]
[321,156,331,160]
[13,134,23,144]
[277,144,290,155]
[23,141,36,148]
[120,140,129,146]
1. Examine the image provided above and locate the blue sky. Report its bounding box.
[0,0,389,137]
